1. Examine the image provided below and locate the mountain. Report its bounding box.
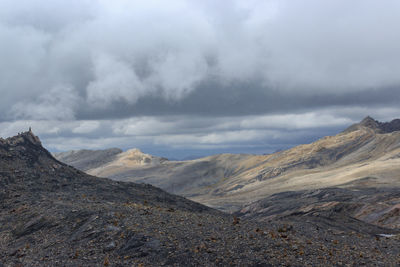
[54,148,168,174]
[344,116,400,133]
[1,130,400,266]
[55,117,400,212]
[53,148,123,171]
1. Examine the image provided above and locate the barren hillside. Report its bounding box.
[4,131,400,266]
[56,117,400,212]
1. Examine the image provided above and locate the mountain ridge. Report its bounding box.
[53,148,123,171]
[2,129,400,265]
[55,117,400,212]
[344,116,400,133]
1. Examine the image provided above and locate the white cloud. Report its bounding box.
[113,117,176,136]
[11,85,80,120]
[146,51,209,100]
[72,121,100,134]
[86,53,145,106]
[0,23,51,107]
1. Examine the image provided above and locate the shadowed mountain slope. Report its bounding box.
[237,187,400,230]
[53,148,123,171]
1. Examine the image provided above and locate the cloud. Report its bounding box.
[0,23,51,108]
[240,113,353,130]
[1,0,400,157]
[1,0,400,121]
[11,85,80,120]
[86,53,146,106]
[72,121,100,134]
[2,105,400,158]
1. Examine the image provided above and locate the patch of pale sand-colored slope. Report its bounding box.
[216,130,398,189]
[88,148,161,177]
[273,129,372,161]
[216,129,375,187]
[85,128,399,212]
[88,128,377,188]
[94,129,389,210]
[90,152,258,185]
[196,153,261,170]
[335,131,400,165]
[191,130,373,195]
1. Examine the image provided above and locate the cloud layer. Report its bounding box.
[1,0,400,157]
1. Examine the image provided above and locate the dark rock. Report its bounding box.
[118,234,162,257]
[13,216,54,238]
[119,234,146,254]
[146,238,161,251]
[103,241,116,252]
[69,214,98,241]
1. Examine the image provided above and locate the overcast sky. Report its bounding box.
[1,0,400,159]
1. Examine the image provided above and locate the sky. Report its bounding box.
[1,0,400,159]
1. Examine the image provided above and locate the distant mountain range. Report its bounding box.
[54,117,400,227]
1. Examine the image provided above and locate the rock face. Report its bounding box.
[1,131,400,266]
[55,117,400,212]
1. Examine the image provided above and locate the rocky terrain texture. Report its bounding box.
[237,187,400,230]
[1,131,400,266]
[56,117,400,212]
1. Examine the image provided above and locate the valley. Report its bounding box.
[1,118,399,266]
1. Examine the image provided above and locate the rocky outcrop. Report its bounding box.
[345,116,400,133]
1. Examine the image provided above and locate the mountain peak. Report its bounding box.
[360,115,376,123]
[1,130,42,147]
[21,130,42,145]
[359,116,380,129]
[344,116,400,133]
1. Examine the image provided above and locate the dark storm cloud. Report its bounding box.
[1,0,400,156]
[1,0,400,121]
[77,81,400,120]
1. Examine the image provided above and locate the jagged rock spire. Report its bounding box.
[24,130,42,146]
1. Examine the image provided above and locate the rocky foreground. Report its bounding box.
[1,131,400,266]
